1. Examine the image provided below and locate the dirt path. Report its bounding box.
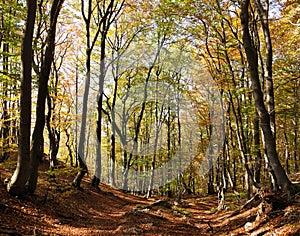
[1,164,300,235]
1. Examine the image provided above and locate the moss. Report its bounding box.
[172,206,192,216]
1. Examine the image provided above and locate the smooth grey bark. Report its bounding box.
[27,0,64,194]
[73,0,102,188]
[253,111,262,183]
[91,0,125,188]
[7,0,37,196]
[255,0,275,137]
[240,0,292,193]
[73,0,123,189]
[91,27,106,189]
[254,0,279,190]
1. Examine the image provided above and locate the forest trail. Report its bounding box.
[1,161,300,235]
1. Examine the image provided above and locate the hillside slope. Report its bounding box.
[0,161,300,235]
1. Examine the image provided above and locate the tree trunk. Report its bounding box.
[7,0,37,196]
[240,0,292,193]
[109,61,119,186]
[253,111,262,183]
[27,0,64,194]
[110,133,116,186]
[72,156,87,189]
[255,0,276,138]
[0,43,10,162]
[207,158,215,194]
[65,128,74,167]
[72,0,94,188]
[91,141,101,189]
[147,95,164,198]
[93,25,107,189]
[293,83,299,172]
[122,151,129,191]
[46,92,60,169]
[218,144,227,210]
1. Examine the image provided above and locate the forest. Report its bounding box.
[0,0,299,235]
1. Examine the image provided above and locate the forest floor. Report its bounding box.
[1,159,300,235]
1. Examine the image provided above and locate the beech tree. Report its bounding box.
[240,0,292,193]
[91,0,125,188]
[73,0,125,189]
[27,0,64,194]
[6,0,37,196]
[72,0,100,189]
